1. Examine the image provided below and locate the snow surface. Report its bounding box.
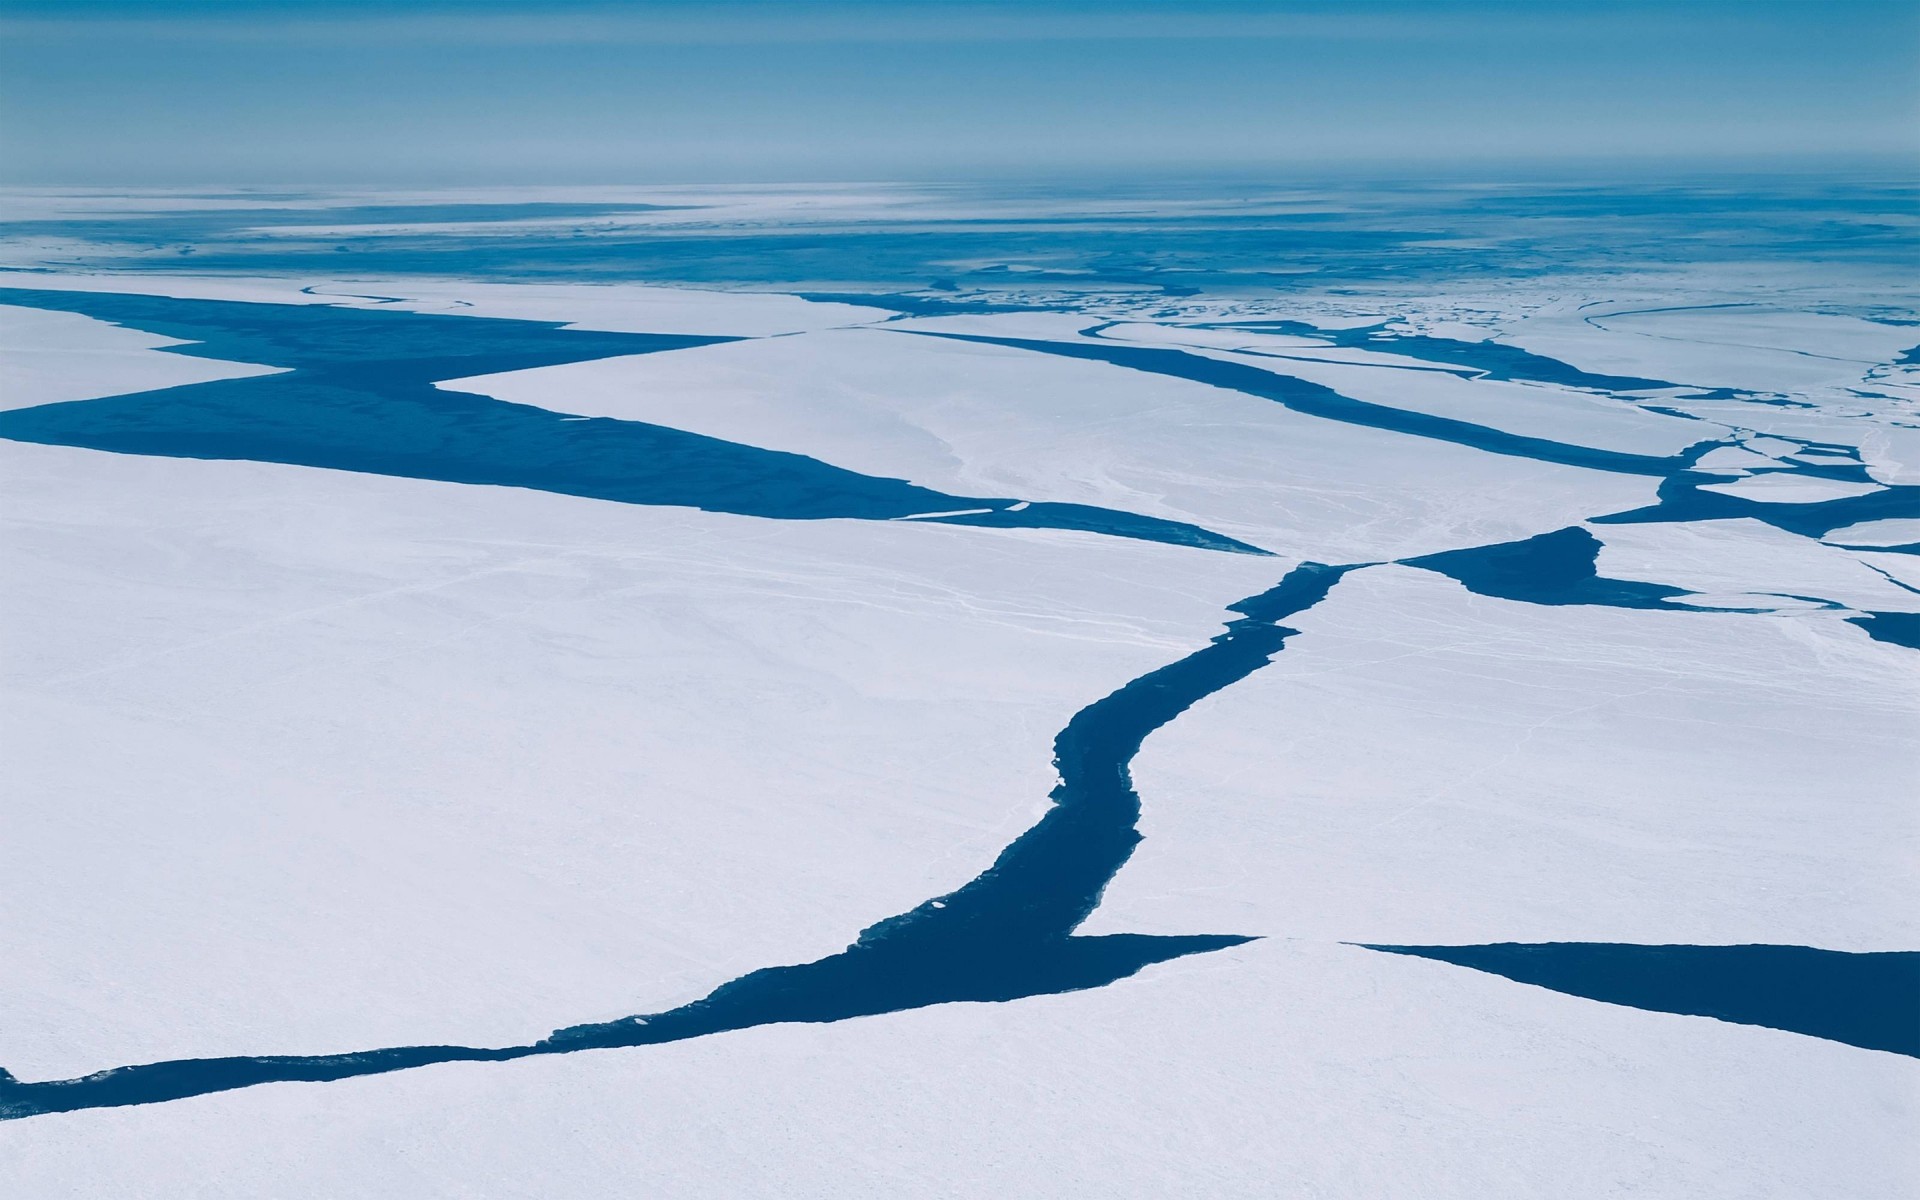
[1,269,1914,1198]
[3,937,1912,1200]
[458,325,1661,562]
[1103,564,1917,950]
[0,302,284,409]
[0,438,1280,1080]
[1826,518,1920,547]
[1594,518,1920,612]
[1505,304,1918,396]
[1695,473,1885,504]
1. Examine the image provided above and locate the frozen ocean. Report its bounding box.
[0,171,1915,1195]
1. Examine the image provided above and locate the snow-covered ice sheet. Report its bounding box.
[0,438,1281,1081]
[1084,321,1711,459]
[1102,565,1917,950]
[1695,473,1885,504]
[1823,518,1920,547]
[1506,304,1920,396]
[0,260,1914,1197]
[462,326,1661,562]
[0,302,284,409]
[2,938,1913,1200]
[1593,518,1920,612]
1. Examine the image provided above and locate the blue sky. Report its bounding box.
[1,0,1915,184]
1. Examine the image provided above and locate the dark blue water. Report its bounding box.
[1,285,733,372]
[0,564,1352,1120]
[12,287,1908,563]
[1594,470,1920,541]
[1835,542,1920,556]
[1403,527,1696,609]
[1362,943,1920,1057]
[903,329,1920,550]
[1847,612,1920,650]
[0,289,1262,556]
[4,273,1915,1116]
[1404,526,1856,614]
[907,332,1689,477]
[1186,319,1684,393]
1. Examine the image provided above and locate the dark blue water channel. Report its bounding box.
[5,289,1915,1119]
[1187,319,1684,393]
[1363,943,1920,1057]
[910,331,1686,477]
[1594,469,1920,540]
[1404,526,1693,609]
[910,330,1920,547]
[0,289,1261,555]
[10,288,1909,555]
[0,563,1354,1120]
[1848,612,1920,650]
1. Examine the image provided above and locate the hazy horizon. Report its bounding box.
[3,0,1915,187]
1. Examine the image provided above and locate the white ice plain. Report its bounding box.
[0,276,1914,1199]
